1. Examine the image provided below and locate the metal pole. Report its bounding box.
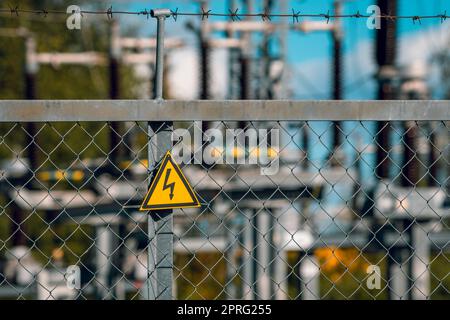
[108,22,127,300]
[300,254,320,300]
[153,10,170,101]
[147,9,173,300]
[198,0,213,169]
[411,222,430,299]
[375,1,400,300]
[273,208,287,300]
[330,0,343,164]
[200,0,210,100]
[227,0,238,99]
[302,123,310,170]
[375,0,398,180]
[96,224,113,299]
[387,220,410,300]
[401,121,419,186]
[260,0,272,100]
[388,247,409,300]
[109,20,125,166]
[225,212,237,299]
[427,124,438,187]
[238,0,252,129]
[242,209,255,300]
[256,209,272,299]
[12,35,38,247]
[25,36,38,177]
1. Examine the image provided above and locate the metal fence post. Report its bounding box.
[95,224,113,299]
[300,254,320,300]
[256,209,272,299]
[242,209,255,300]
[147,9,173,300]
[411,222,431,299]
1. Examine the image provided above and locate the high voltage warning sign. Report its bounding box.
[140,152,200,211]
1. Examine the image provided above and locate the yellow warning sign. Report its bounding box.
[140,152,200,211]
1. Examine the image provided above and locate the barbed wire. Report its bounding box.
[0,6,449,25]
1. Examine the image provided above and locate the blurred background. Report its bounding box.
[0,0,448,300]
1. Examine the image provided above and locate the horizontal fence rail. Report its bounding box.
[0,100,449,122]
[0,100,448,300]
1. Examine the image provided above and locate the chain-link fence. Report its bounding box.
[0,100,448,300]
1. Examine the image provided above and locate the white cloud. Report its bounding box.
[167,21,450,100]
[292,20,450,99]
[168,47,228,99]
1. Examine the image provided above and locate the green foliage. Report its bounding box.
[175,253,227,299]
[430,252,450,300]
[0,0,140,275]
[0,0,138,100]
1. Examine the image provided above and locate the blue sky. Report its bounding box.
[101,0,449,99]
[121,0,445,58]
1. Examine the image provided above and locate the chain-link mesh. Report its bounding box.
[0,119,448,300]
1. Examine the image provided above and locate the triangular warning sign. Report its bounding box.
[140,152,200,211]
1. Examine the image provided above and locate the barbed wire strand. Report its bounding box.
[0,7,448,25]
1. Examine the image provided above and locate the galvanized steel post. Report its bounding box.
[147,8,173,300]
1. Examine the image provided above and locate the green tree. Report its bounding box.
[0,0,140,271]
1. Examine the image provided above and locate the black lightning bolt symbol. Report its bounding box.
[162,168,175,200]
